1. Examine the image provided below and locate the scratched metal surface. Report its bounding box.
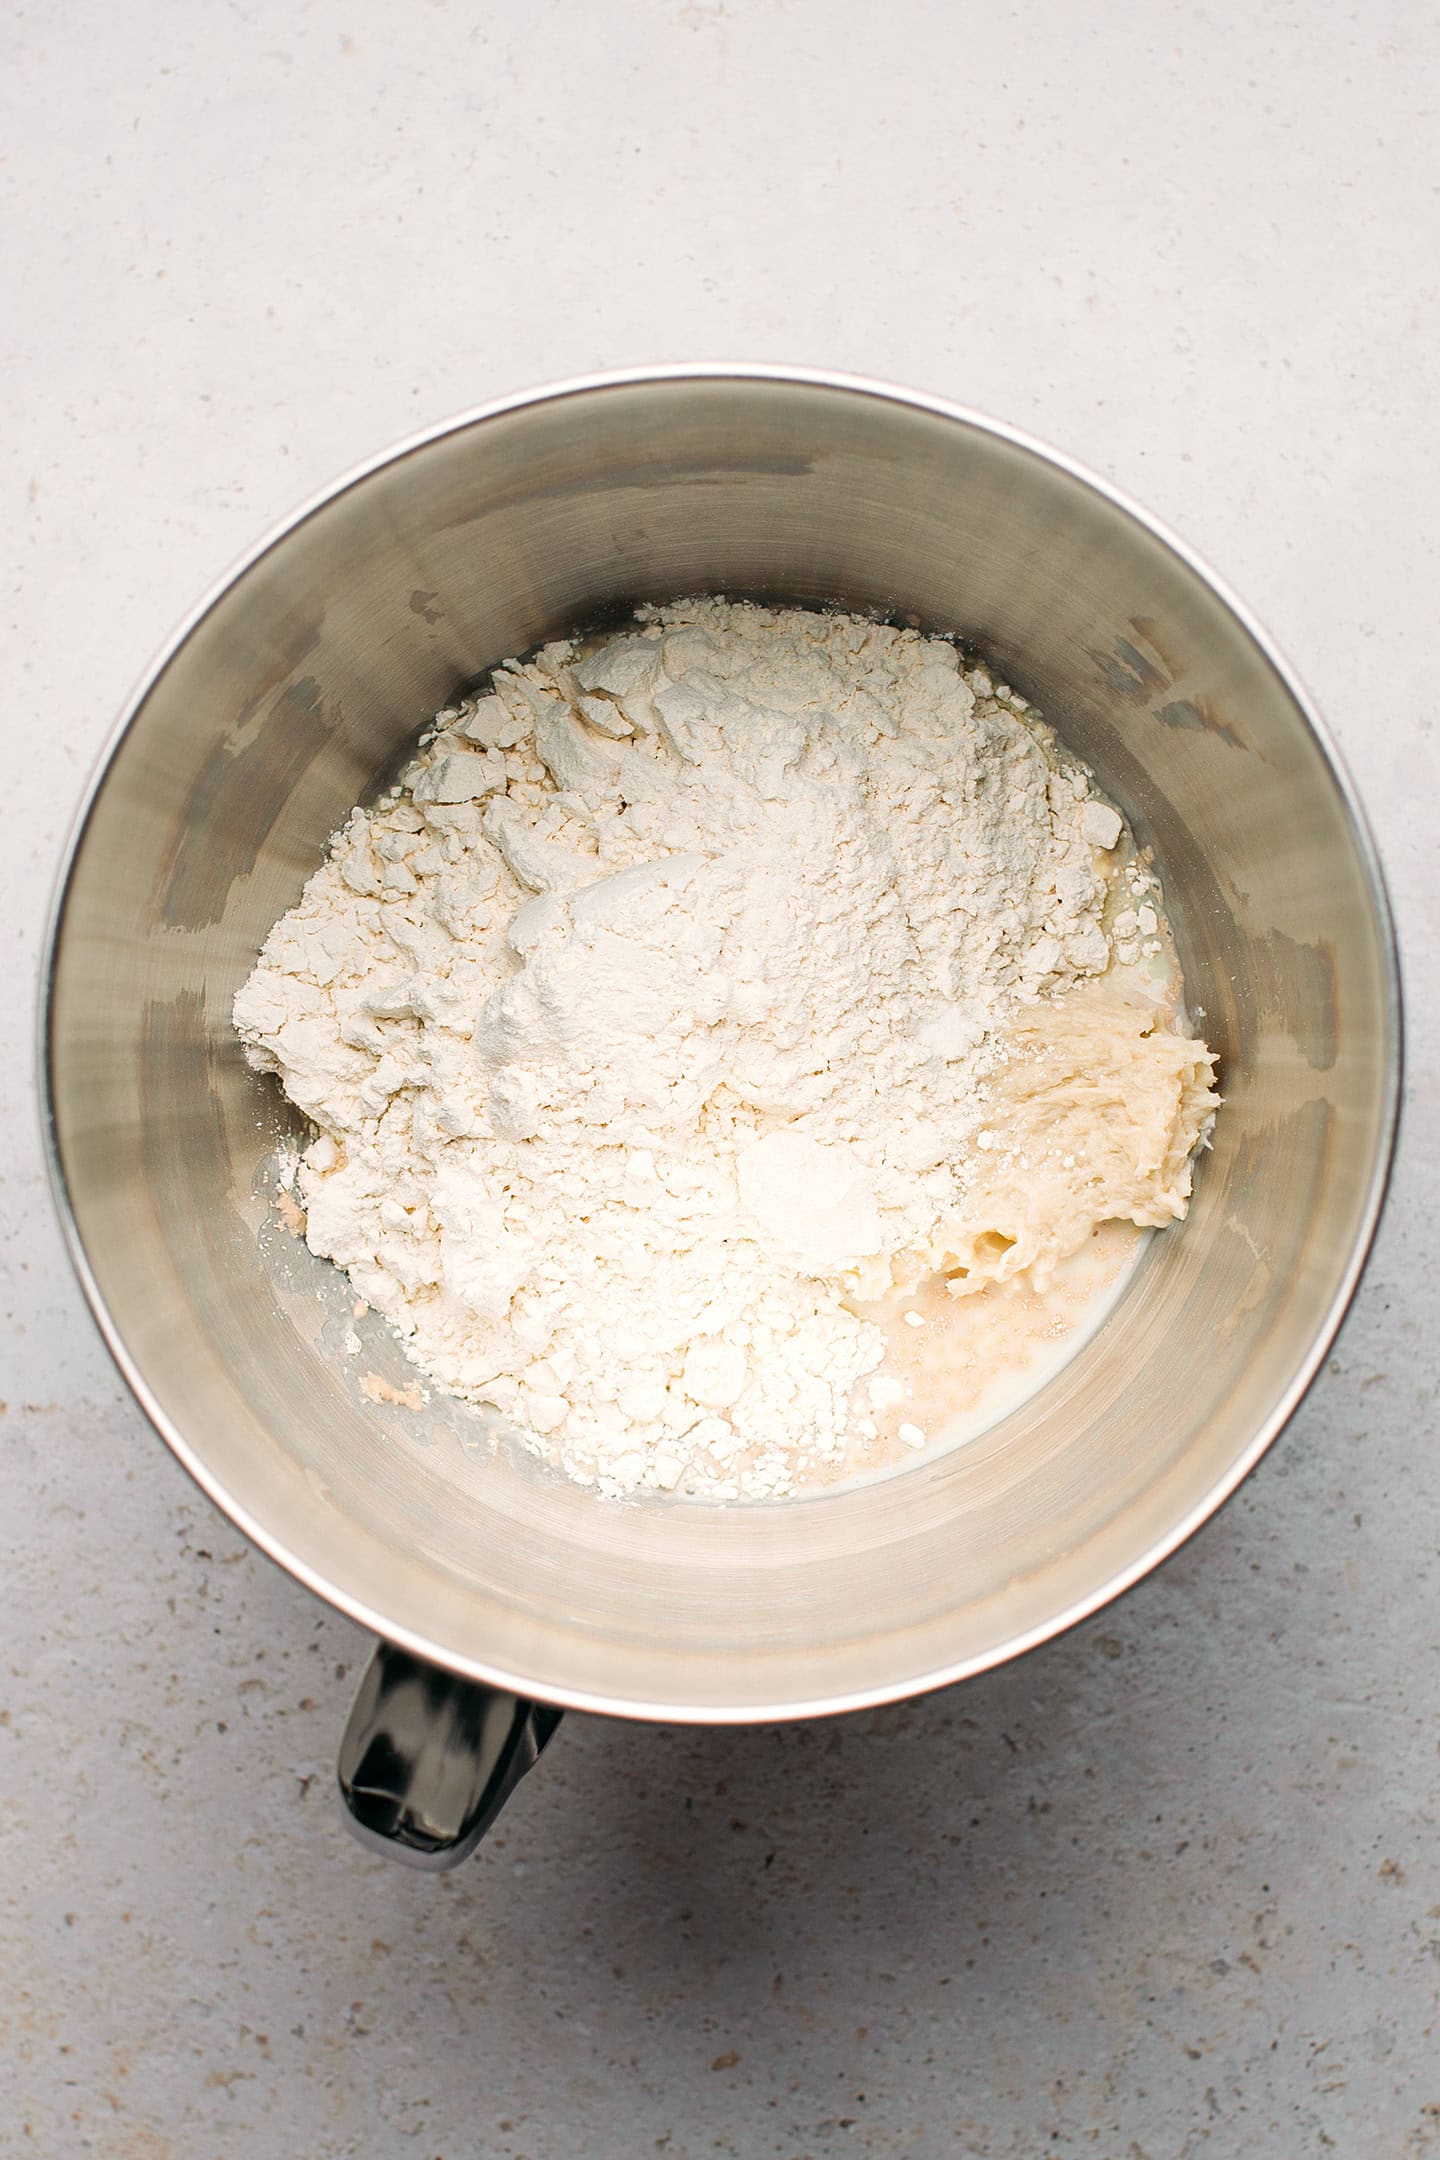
[3,1,1437,2153]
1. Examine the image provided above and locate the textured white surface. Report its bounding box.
[2,1,1436,2152]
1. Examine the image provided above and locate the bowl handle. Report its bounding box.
[336,1640,561,1870]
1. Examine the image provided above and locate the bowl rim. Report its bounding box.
[36,362,1405,1722]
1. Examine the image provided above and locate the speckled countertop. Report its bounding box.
[3,3,1437,2153]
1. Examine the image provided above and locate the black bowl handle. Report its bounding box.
[337,1641,561,1869]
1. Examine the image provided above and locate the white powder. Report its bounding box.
[236,601,1216,1500]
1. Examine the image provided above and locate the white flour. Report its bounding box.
[235,601,1216,1499]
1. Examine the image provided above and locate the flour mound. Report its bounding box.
[235,601,1216,1499]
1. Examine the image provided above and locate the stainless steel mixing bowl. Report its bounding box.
[42,367,1400,1862]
